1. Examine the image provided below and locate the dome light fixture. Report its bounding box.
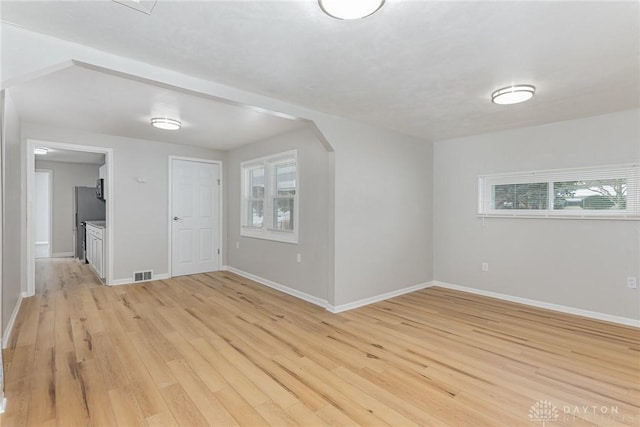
[319,0,385,20]
[34,147,49,155]
[491,85,536,105]
[151,117,181,130]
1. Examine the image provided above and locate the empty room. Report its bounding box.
[0,1,638,426]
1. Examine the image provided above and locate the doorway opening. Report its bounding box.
[26,139,114,296]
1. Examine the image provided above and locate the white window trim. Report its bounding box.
[241,150,299,244]
[478,163,640,220]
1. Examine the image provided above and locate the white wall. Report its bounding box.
[4,23,636,322]
[0,90,4,406]
[316,117,434,307]
[24,123,225,282]
[3,25,436,308]
[1,91,24,336]
[34,170,51,259]
[433,109,640,320]
[227,123,435,308]
[226,127,332,301]
[35,160,101,256]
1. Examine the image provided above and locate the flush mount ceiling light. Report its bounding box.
[319,0,385,20]
[491,85,536,105]
[151,117,181,131]
[34,147,49,155]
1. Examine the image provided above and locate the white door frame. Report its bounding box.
[26,139,114,295]
[34,169,53,258]
[168,156,223,277]
[0,90,5,412]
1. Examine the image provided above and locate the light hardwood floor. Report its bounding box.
[1,258,639,426]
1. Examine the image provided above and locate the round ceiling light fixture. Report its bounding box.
[319,0,385,20]
[34,147,49,155]
[151,117,181,130]
[491,85,536,105]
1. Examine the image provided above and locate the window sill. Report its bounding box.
[241,228,298,244]
[477,213,639,220]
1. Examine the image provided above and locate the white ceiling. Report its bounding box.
[9,66,308,150]
[2,1,639,143]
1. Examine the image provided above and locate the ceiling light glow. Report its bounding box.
[491,85,536,105]
[151,117,181,130]
[319,0,385,20]
[34,147,49,155]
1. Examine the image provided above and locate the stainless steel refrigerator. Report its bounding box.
[74,186,106,260]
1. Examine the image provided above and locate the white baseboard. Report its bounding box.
[0,397,6,414]
[2,293,24,349]
[433,281,640,328]
[222,265,329,309]
[110,273,170,286]
[188,268,639,327]
[327,281,434,313]
[222,265,433,314]
[51,251,73,258]
[35,242,50,259]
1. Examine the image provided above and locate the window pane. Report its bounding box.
[250,167,264,198]
[553,179,626,210]
[247,200,263,228]
[493,183,548,210]
[273,198,294,230]
[275,163,296,196]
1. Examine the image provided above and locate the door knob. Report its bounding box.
[173,216,182,221]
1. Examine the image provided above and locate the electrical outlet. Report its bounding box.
[628,276,637,289]
[236,241,240,249]
[296,253,302,263]
[482,262,489,272]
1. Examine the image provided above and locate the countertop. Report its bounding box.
[85,220,106,228]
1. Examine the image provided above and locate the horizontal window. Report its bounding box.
[478,164,639,219]
[241,150,298,243]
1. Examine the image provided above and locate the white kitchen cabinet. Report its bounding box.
[86,232,93,264]
[86,223,105,279]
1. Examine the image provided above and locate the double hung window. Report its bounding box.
[241,151,298,242]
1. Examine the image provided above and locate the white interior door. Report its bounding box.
[171,159,220,276]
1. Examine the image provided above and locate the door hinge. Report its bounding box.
[217,248,220,255]
[217,179,221,185]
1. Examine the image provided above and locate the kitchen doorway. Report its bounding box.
[26,139,114,296]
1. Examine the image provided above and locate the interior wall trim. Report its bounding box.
[2,293,25,349]
[223,265,328,309]
[51,252,74,258]
[110,273,170,287]
[433,281,640,328]
[327,282,434,313]
[223,265,434,314]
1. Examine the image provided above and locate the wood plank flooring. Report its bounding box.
[1,258,639,426]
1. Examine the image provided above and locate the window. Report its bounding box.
[241,150,298,243]
[478,164,640,219]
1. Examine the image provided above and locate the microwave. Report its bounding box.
[96,178,105,201]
